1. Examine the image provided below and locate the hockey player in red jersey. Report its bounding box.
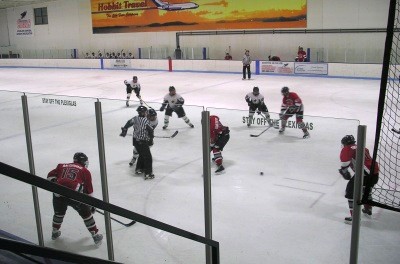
[47,152,103,245]
[279,86,310,138]
[210,115,230,174]
[339,135,379,222]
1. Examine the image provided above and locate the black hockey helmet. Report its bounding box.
[73,152,88,167]
[253,86,259,94]
[137,105,147,114]
[169,86,175,91]
[133,76,138,81]
[148,108,157,116]
[341,135,356,146]
[281,86,289,95]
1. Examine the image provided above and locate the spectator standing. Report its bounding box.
[295,46,307,62]
[242,50,252,80]
[174,45,182,59]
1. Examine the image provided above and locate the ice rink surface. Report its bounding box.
[0,68,399,264]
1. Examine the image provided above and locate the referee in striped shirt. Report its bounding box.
[120,106,155,180]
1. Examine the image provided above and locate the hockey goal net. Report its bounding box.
[363,0,400,212]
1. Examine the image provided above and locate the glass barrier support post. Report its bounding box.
[21,94,44,247]
[349,125,366,264]
[95,100,114,261]
[202,110,213,264]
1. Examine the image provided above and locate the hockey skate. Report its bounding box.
[135,169,143,174]
[362,206,372,216]
[215,165,225,174]
[162,125,168,130]
[190,124,194,128]
[92,233,103,246]
[344,216,352,224]
[303,131,310,139]
[129,157,136,166]
[126,101,129,107]
[51,229,61,240]
[145,174,155,180]
[279,127,285,133]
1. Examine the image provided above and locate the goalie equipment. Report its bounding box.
[339,168,351,180]
[120,127,127,137]
[73,152,88,167]
[341,135,356,146]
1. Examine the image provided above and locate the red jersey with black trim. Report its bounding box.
[340,144,379,175]
[47,163,94,195]
[282,92,302,108]
[210,115,227,144]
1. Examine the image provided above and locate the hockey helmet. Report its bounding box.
[132,76,138,81]
[169,86,176,91]
[253,86,259,95]
[341,135,356,146]
[148,108,157,116]
[137,105,148,115]
[281,86,289,95]
[73,152,89,167]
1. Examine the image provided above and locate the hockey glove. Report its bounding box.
[148,137,154,146]
[159,106,165,112]
[120,127,127,137]
[124,80,128,85]
[339,168,351,180]
[288,106,299,113]
[91,206,96,214]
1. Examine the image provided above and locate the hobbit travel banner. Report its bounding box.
[91,0,307,33]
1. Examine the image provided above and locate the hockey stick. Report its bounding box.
[257,112,279,129]
[127,130,178,139]
[392,128,400,134]
[154,130,178,138]
[250,109,289,137]
[250,126,273,137]
[96,210,136,227]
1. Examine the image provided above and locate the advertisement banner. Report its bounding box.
[110,59,132,68]
[15,9,34,36]
[260,61,294,75]
[294,63,328,75]
[91,0,307,33]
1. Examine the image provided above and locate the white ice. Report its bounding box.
[0,68,399,264]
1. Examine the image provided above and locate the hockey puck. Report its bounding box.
[260,172,264,175]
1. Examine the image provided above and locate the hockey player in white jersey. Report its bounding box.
[124,75,142,107]
[245,86,273,127]
[129,108,158,166]
[159,86,194,129]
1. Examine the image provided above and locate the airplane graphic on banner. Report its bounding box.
[151,0,199,11]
